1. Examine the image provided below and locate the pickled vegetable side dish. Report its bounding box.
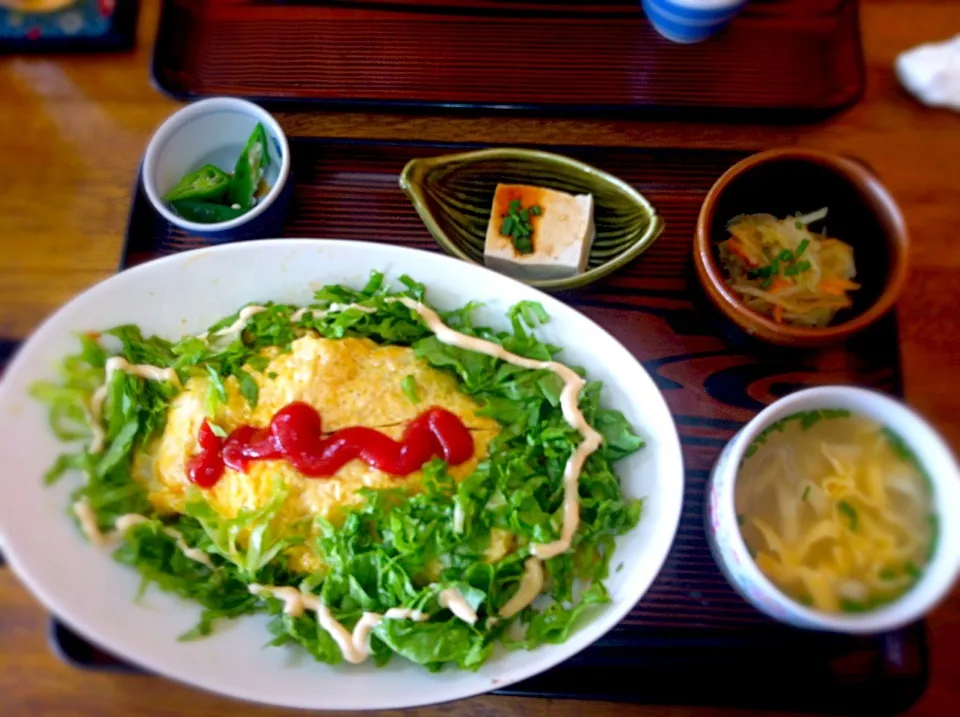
[162,123,271,224]
[718,209,860,328]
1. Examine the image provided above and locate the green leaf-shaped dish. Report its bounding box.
[400,148,665,292]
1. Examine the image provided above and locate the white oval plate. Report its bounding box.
[0,240,684,710]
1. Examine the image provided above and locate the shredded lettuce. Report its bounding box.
[32,272,647,671]
[112,517,274,641]
[184,478,305,581]
[29,334,105,478]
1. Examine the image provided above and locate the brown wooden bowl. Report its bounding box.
[694,148,909,347]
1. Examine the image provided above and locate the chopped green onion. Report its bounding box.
[401,375,420,404]
[760,276,774,289]
[208,423,228,439]
[800,411,824,430]
[838,500,858,532]
[499,198,541,254]
[796,260,812,272]
[778,249,794,262]
[784,265,799,277]
[795,221,804,230]
[840,599,869,613]
[802,486,810,501]
[796,239,810,256]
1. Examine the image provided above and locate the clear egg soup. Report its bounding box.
[734,410,937,613]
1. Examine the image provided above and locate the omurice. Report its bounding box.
[32,273,646,670]
[135,334,500,573]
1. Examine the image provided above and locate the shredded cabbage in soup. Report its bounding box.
[735,410,936,614]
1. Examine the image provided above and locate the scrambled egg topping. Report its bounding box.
[133,335,501,573]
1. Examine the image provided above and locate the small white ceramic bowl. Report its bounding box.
[706,386,960,633]
[142,97,291,239]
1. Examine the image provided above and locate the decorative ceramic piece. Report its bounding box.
[0,0,135,51]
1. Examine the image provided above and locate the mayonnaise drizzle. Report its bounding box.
[113,513,149,534]
[73,498,106,547]
[88,357,181,453]
[113,514,215,569]
[248,584,432,664]
[391,297,604,559]
[499,557,545,618]
[438,588,478,624]
[72,505,213,568]
[452,503,465,534]
[249,584,314,617]
[291,303,377,323]
[84,406,107,456]
[384,607,428,621]
[317,605,379,664]
[196,305,267,342]
[197,302,378,342]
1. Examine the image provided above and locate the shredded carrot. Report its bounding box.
[726,239,757,268]
[723,211,859,328]
[818,278,858,296]
[769,277,792,294]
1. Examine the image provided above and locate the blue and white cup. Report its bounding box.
[641,0,749,44]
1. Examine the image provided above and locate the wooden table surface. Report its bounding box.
[2,1,959,715]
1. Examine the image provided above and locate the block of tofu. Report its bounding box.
[483,184,595,281]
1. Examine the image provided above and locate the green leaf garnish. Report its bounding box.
[401,375,420,404]
[743,409,851,460]
[838,500,858,532]
[208,423,228,439]
[499,199,542,255]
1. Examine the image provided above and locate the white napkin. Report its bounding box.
[896,35,960,111]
